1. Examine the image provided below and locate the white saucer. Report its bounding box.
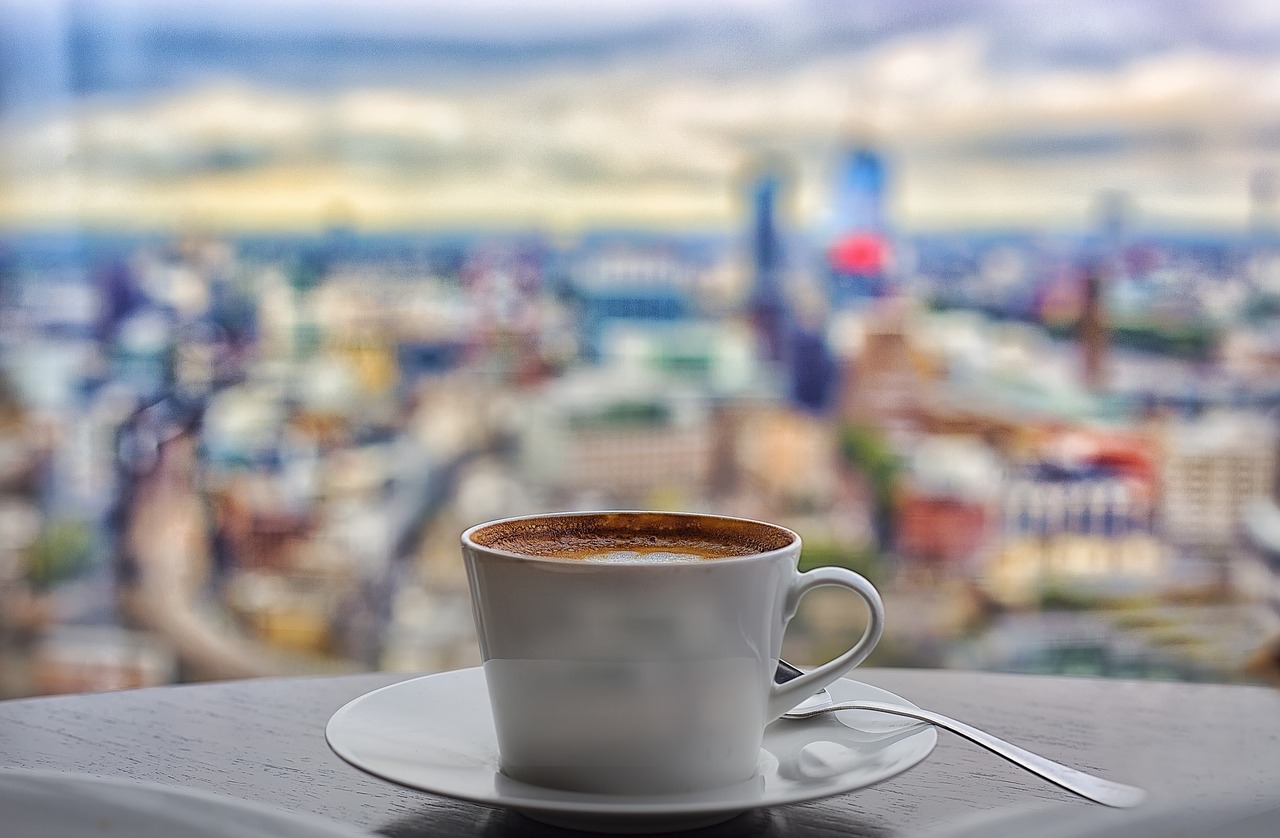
[326,667,937,833]
[0,768,372,838]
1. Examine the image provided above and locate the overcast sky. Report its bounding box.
[4,0,1280,55]
[2,0,1278,118]
[1,0,1278,229]
[35,0,1280,47]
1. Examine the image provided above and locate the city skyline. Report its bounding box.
[3,0,1280,698]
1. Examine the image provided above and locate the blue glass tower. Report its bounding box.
[831,149,887,233]
[826,148,890,307]
[748,171,789,363]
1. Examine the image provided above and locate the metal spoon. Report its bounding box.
[773,661,1146,809]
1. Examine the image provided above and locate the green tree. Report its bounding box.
[837,424,902,549]
[25,519,93,591]
[796,540,884,585]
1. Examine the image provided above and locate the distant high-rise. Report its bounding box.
[831,148,887,232]
[747,170,789,364]
[1162,413,1277,552]
[825,148,890,307]
[1096,189,1132,254]
[1080,263,1108,391]
[1251,168,1280,247]
[789,322,836,413]
[838,310,922,430]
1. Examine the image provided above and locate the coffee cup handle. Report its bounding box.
[766,566,885,721]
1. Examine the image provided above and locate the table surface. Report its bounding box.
[2,668,1279,837]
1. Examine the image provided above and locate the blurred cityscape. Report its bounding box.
[4,0,1280,696]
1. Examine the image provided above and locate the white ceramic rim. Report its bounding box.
[460,509,802,568]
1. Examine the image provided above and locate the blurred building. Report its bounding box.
[1079,264,1109,391]
[988,456,1162,606]
[787,307,838,414]
[518,371,715,504]
[747,169,790,365]
[824,149,892,309]
[896,436,1000,572]
[743,164,840,413]
[569,248,701,362]
[1158,413,1277,551]
[1249,168,1279,248]
[735,406,839,511]
[599,321,757,396]
[1095,189,1133,259]
[838,305,934,432]
[461,243,549,384]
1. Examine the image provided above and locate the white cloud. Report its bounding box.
[3,15,1280,229]
[23,0,789,40]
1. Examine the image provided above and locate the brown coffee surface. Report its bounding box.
[469,512,793,561]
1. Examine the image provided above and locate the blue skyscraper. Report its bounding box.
[748,171,789,363]
[788,323,836,413]
[744,165,838,412]
[825,148,891,307]
[831,149,887,233]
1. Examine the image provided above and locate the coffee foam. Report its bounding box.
[578,550,713,564]
[469,512,794,562]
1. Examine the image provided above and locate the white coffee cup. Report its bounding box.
[460,510,884,796]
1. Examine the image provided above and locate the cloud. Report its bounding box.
[2,3,1280,229]
[1,0,787,40]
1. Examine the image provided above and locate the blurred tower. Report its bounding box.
[1096,189,1132,253]
[463,241,547,383]
[789,317,836,413]
[832,147,887,230]
[1093,189,1132,285]
[94,260,143,345]
[838,301,923,431]
[1080,263,1108,391]
[1251,168,1280,249]
[825,148,891,307]
[1079,189,1128,392]
[747,170,789,364]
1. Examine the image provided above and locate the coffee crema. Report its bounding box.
[556,543,745,563]
[469,512,794,561]
[578,550,712,564]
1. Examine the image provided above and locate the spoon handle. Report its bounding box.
[786,700,1146,809]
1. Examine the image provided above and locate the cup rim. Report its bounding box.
[460,509,801,566]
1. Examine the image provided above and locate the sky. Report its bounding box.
[6,0,1274,45]
[1,0,1278,230]
[5,0,1280,107]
